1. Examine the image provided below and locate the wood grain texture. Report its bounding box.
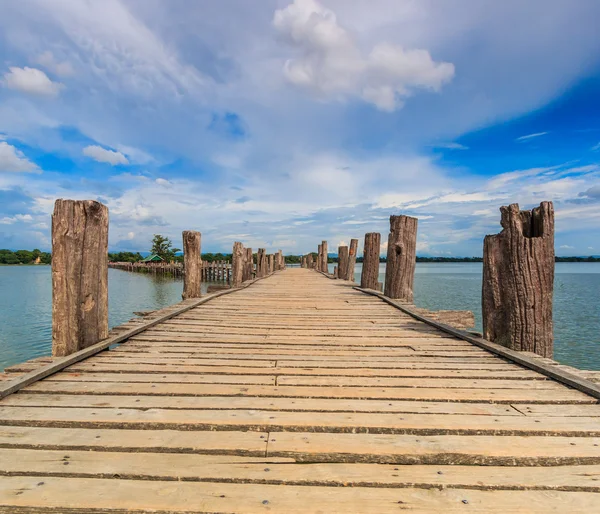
[231,241,244,287]
[483,202,555,357]
[182,230,201,299]
[2,267,597,512]
[338,245,349,280]
[361,232,381,289]
[384,215,418,301]
[51,199,108,357]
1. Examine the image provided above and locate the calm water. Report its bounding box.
[329,262,600,370]
[1,263,599,371]
[0,267,199,371]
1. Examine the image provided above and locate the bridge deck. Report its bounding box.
[1,268,599,512]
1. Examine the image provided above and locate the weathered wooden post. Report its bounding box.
[321,240,328,273]
[182,231,202,299]
[268,254,274,274]
[231,241,244,287]
[482,202,555,357]
[307,254,313,269]
[317,244,322,271]
[256,248,266,277]
[361,233,381,289]
[346,238,358,282]
[338,246,349,280]
[52,199,108,357]
[243,248,253,281]
[384,215,418,301]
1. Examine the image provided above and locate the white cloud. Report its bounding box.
[515,131,548,142]
[591,142,600,152]
[273,0,454,111]
[35,51,74,77]
[155,178,172,187]
[0,214,34,225]
[2,66,63,96]
[83,145,129,165]
[432,142,469,150]
[0,142,40,173]
[560,245,574,249]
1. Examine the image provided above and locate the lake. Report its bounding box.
[1,263,599,371]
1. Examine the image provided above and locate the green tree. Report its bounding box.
[150,234,181,261]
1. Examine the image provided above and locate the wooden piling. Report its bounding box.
[256,248,267,277]
[242,248,253,281]
[338,246,349,280]
[321,240,328,273]
[482,202,555,357]
[307,253,313,269]
[231,242,244,287]
[361,232,381,290]
[384,215,418,302]
[268,254,274,274]
[51,199,108,357]
[182,231,202,299]
[346,238,358,282]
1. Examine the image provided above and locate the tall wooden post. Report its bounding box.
[256,248,267,277]
[321,240,328,273]
[182,231,202,299]
[268,254,274,274]
[338,246,349,280]
[243,248,253,281]
[361,232,381,290]
[231,241,244,287]
[346,238,358,282]
[482,202,555,357]
[317,245,322,271]
[307,254,313,269]
[384,215,418,301]
[52,199,108,357]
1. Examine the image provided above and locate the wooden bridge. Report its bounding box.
[1,268,600,512]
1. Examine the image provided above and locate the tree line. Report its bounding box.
[0,249,52,265]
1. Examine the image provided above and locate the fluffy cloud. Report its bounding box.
[0,142,40,173]
[83,145,129,165]
[273,0,454,111]
[2,66,63,96]
[0,213,33,225]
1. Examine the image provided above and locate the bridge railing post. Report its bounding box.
[347,238,358,282]
[321,240,328,273]
[482,202,555,357]
[338,245,348,280]
[232,241,244,287]
[384,215,418,301]
[182,231,202,299]
[361,232,381,290]
[52,199,109,357]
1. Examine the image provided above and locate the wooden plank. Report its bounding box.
[267,431,600,465]
[277,376,561,389]
[1,394,523,416]
[23,381,595,403]
[355,286,600,400]
[1,406,599,436]
[2,476,600,513]
[0,426,267,454]
[44,373,276,385]
[64,362,540,379]
[1,449,599,491]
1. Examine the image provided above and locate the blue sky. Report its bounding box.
[1,0,599,256]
